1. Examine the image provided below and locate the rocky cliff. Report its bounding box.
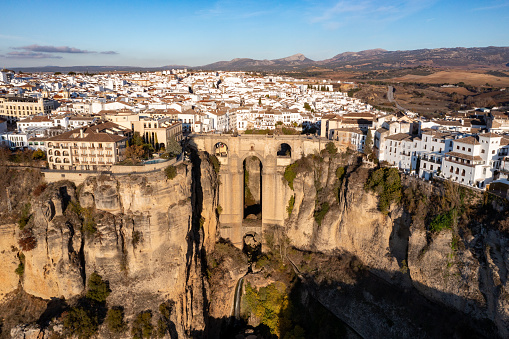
[1,148,509,338]
[281,151,509,338]
[0,152,219,338]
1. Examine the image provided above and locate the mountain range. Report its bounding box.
[11,46,509,73]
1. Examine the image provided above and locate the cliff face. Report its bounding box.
[0,153,219,338]
[2,149,509,338]
[283,153,509,337]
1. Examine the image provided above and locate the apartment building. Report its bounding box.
[330,128,367,152]
[46,125,128,171]
[441,133,509,188]
[0,96,55,122]
[132,117,183,149]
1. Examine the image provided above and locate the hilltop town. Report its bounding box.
[1,68,509,193]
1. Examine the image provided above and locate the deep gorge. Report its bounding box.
[0,147,508,339]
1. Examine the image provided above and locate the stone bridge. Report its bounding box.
[190,134,327,247]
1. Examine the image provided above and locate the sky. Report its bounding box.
[0,0,508,68]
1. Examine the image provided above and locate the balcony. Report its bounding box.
[444,157,483,167]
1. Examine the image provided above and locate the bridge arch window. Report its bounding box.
[277,143,292,157]
[214,142,228,157]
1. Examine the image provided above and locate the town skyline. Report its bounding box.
[1,0,509,68]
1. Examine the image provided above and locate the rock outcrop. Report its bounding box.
[0,154,219,338]
[283,153,509,337]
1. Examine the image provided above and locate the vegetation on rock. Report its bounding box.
[63,272,110,338]
[365,167,402,214]
[209,154,221,174]
[105,307,127,334]
[17,203,31,230]
[314,201,330,226]
[14,253,25,276]
[287,195,295,217]
[131,310,153,339]
[18,228,37,251]
[325,142,338,155]
[86,272,111,303]
[165,165,177,180]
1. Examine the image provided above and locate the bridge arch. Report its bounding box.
[276,142,292,157]
[213,141,229,157]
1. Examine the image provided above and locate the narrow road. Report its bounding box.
[387,85,408,112]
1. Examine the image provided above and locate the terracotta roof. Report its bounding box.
[46,127,127,143]
[18,116,51,123]
[455,136,479,145]
[385,133,413,141]
[479,132,502,138]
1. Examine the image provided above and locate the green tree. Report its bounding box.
[63,307,98,339]
[125,145,144,163]
[132,132,144,146]
[303,102,312,111]
[166,137,182,157]
[86,272,111,303]
[165,165,177,180]
[132,311,153,339]
[325,142,337,155]
[32,149,46,160]
[106,307,127,334]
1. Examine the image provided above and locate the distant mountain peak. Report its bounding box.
[277,53,311,62]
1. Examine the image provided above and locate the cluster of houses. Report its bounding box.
[321,109,509,190]
[1,68,509,191]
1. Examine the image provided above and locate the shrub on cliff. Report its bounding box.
[314,202,330,225]
[14,253,25,276]
[17,203,31,230]
[86,272,111,303]
[63,306,98,339]
[325,142,337,155]
[32,183,47,197]
[131,310,153,339]
[165,165,177,180]
[63,273,110,338]
[365,167,402,214]
[157,301,175,338]
[430,209,456,233]
[209,154,221,174]
[106,307,127,334]
[287,195,295,217]
[18,228,37,251]
[284,163,298,190]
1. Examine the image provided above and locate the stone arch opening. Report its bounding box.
[277,143,292,157]
[214,142,228,157]
[243,156,262,220]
